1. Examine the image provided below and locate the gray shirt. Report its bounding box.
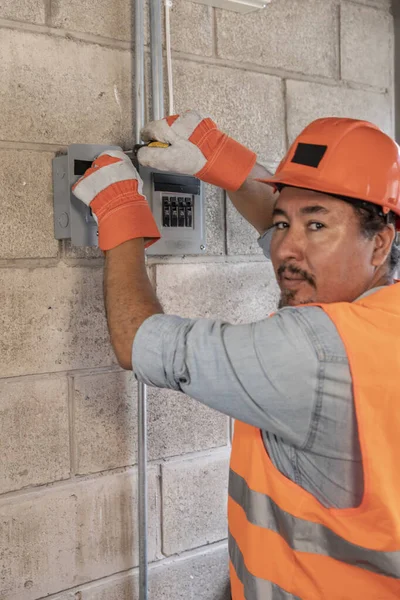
[132,234,365,509]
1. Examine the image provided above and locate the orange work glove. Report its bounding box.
[72,150,160,251]
[138,110,257,192]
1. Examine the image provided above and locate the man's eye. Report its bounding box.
[273,221,289,230]
[309,222,325,231]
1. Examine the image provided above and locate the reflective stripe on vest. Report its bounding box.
[229,531,301,600]
[230,469,400,580]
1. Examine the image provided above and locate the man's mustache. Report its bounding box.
[277,263,316,288]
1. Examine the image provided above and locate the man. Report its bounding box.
[73,111,400,599]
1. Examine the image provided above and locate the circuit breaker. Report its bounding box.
[53,144,206,255]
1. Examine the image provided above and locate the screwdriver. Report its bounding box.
[133,141,170,158]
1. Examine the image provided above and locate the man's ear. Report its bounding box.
[371,224,396,268]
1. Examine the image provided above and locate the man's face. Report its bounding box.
[270,187,378,307]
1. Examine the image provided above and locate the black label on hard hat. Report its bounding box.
[292,143,327,168]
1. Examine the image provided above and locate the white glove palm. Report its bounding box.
[139,110,208,175]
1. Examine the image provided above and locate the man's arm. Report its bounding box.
[104,239,163,370]
[227,163,278,235]
[131,306,334,448]
[71,150,164,370]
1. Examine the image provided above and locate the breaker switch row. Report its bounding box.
[162,196,194,228]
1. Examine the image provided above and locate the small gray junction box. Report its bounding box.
[53,144,206,255]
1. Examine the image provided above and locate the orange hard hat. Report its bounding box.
[258,117,400,223]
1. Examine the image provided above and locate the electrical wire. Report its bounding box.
[165,0,174,116]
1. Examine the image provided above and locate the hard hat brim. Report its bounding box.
[256,172,366,203]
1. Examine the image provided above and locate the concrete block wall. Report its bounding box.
[0,0,393,598]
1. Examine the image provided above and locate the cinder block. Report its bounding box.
[341,2,392,89]
[286,80,393,142]
[0,377,70,493]
[50,581,138,600]
[52,545,229,600]
[148,387,229,460]
[54,580,137,600]
[0,29,132,146]
[226,200,265,256]
[0,470,158,600]
[74,371,138,474]
[161,450,229,554]
[172,59,286,166]
[0,150,59,259]
[0,488,76,600]
[0,266,116,378]
[354,0,390,8]
[170,0,213,57]
[0,0,45,23]
[50,0,132,41]
[216,0,338,78]
[149,0,212,54]
[75,471,158,581]
[155,262,279,323]
[204,184,225,256]
[149,545,230,600]
[74,372,228,474]
[63,241,104,259]
[50,0,212,56]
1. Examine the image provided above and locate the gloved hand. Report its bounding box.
[72,150,160,251]
[138,110,257,192]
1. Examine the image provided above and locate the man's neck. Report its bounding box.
[366,270,393,292]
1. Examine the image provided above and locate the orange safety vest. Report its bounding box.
[229,284,400,599]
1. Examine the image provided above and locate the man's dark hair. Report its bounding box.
[342,198,400,278]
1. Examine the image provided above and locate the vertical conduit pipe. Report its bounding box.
[138,382,148,600]
[135,0,145,146]
[150,0,165,121]
[136,1,164,598]
[135,1,148,599]
[393,1,400,144]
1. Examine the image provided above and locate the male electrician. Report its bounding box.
[73,111,400,599]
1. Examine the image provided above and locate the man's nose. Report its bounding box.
[274,226,305,263]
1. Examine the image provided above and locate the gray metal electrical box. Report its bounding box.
[53,144,206,255]
[53,144,120,247]
[140,166,205,256]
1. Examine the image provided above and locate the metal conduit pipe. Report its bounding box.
[138,385,148,600]
[150,0,165,121]
[136,1,165,598]
[135,0,145,147]
[135,2,148,600]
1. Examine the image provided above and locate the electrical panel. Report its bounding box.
[53,144,206,255]
[140,166,205,255]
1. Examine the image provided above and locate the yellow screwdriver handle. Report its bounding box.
[132,141,170,166]
[146,141,169,149]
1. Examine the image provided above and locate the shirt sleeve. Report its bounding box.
[132,307,335,448]
[257,227,273,260]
